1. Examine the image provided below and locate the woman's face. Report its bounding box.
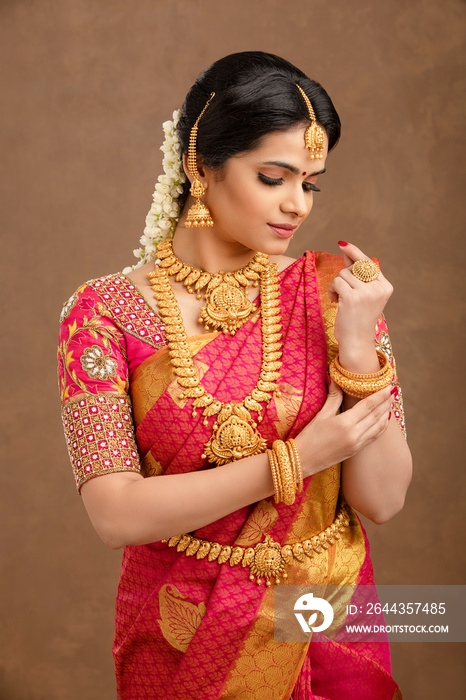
[197,124,329,256]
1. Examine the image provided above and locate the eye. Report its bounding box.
[258,173,283,186]
[303,182,321,193]
[259,172,321,193]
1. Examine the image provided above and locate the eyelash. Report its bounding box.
[258,173,321,192]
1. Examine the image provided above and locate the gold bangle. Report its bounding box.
[287,438,303,493]
[272,439,296,505]
[267,448,283,504]
[329,350,393,398]
[334,350,390,380]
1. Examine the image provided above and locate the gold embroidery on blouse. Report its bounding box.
[92,273,167,349]
[376,330,393,363]
[59,292,78,323]
[80,344,118,380]
[58,309,127,400]
[375,329,407,439]
[61,393,141,491]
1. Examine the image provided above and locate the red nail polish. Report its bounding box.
[388,412,392,421]
[338,241,348,247]
[390,386,398,395]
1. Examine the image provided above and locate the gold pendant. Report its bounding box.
[247,535,288,586]
[202,404,267,466]
[199,282,255,334]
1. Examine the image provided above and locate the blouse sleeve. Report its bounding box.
[57,283,142,492]
[374,315,407,439]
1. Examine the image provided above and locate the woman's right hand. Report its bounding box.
[295,379,393,478]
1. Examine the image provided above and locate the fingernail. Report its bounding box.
[388,411,392,421]
[390,386,398,396]
[338,240,348,247]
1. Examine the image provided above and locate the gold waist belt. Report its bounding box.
[162,504,350,586]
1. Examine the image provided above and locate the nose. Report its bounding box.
[280,185,311,218]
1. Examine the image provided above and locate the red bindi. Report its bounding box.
[302,171,307,176]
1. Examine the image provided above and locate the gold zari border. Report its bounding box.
[162,504,350,586]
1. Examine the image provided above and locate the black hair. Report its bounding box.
[177,51,341,208]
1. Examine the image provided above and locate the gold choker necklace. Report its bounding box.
[156,239,269,335]
[147,260,283,466]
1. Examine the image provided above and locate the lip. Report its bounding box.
[267,223,298,239]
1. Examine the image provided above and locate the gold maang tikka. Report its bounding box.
[296,84,325,160]
[185,92,216,227]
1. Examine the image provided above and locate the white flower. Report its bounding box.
[150,202,163,215]
[130,109,186,269]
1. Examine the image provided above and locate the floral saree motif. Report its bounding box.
[58,253,405,699]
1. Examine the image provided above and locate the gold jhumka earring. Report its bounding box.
[185,92,216,227]
[296,84,325,160]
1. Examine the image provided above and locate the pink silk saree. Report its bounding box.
[58,252,405,699]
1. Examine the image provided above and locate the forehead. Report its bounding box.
[233,124,329,167]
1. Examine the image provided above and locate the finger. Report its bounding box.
[346,385,394,425]
[328,274,353,302]
[342,396,392,452]
[357,405,392,448]
[321,378,344,415]
[338,241,372,267]
[338,266,368,290]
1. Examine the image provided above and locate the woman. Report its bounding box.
[58,51,412,699]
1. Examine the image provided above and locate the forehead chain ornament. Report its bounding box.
[185,92,216,228]
[296,84,325,160]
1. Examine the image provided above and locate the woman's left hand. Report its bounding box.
[328,241,393,370]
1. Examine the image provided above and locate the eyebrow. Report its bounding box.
[262,161,326,176]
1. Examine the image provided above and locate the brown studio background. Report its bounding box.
[1,1,465,698]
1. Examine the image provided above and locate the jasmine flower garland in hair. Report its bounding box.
[123,110,186,272]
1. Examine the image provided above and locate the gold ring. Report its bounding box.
[351,259,379,283]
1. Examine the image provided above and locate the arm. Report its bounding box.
[60,265,407,550]
[327,242,413,523]
[80,382,394,548]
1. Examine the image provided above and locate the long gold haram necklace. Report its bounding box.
[156,238,269,335]
[147,258,283,466]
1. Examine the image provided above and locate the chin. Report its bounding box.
[258,238,293,256]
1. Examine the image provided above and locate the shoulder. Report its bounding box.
[59,269,166,351]
[59,273,123,325]
[270,254,298,273]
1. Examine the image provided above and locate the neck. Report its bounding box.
[172,219,257,273]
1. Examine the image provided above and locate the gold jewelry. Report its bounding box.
[296,84,325,160]
[272,440,296,505]
[287,438,303,493]
[329,350,393,398]
[147,259,283,466]
[351,259,380,283]
[267,439,304,505]
[185,92,215,227]
[162,504,350,586]
[156,238,269,334]
[267,448,283,504]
